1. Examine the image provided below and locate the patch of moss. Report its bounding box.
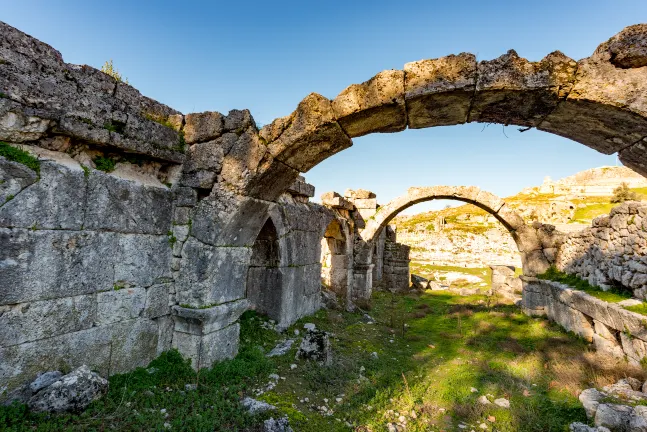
[92,156,116,173]
[0,142,40,173]
[143,112,175,130]
[103,120,126,134]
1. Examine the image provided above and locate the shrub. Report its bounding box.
[611,182,641,203]
[100,59,129,84]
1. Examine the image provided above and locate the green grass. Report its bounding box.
[93,156,116,173]
[4,288,641,431]
[569,203,616,224]
[0,142,39,173]
[535,267,647,317]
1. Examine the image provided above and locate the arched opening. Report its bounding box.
[320,219,349,296]
[348,186,549,302]
[246,217,283,321]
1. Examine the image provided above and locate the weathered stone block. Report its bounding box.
[172,323,239,370]
[175,238,252,307]
[114,234,172,288]
[0,326,112,400]
[85,171,173,235]
[471,51,576,126]
[0,160,85,230]
[172,299,249,335]
[155,315,174,355]
[172,186,197,207]
[0,228,117,304]
[404,53,477,128]
[108,319,159,374]
[260,93,352,172]
[96,288,146,325]
[0,156,38,206]
[332,69,406,137]
[184,111,224,144]
[184,140,224,173]
[144,284,171,319]
[0,294,96,347]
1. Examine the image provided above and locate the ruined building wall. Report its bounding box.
[555,202,647,299]
[0,22,334,398]
[381,226,411,292]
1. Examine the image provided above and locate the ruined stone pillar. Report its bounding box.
[171,300,249,370]
[352,263,375,305]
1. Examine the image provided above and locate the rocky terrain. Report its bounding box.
[393,166,647,269]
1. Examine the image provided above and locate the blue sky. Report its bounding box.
[3,0,646,213]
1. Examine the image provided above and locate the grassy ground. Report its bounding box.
[5,278,645,431]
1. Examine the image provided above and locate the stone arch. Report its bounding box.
[350,186,548,302]
[252,25,647,206]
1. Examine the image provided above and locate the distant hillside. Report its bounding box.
[393,166,647,268]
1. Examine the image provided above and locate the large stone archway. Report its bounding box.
[249,24,647,209]
[349,186,547,301]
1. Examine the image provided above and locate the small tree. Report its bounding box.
[611,182,641,203]
[101,60,128,84]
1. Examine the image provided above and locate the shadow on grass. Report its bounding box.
[3,292,644,432]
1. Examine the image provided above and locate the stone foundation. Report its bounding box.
[522,277,647,365]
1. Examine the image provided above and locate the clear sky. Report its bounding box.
[3,0,646,213]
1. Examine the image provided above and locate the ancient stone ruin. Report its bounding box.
[2,21,647,403]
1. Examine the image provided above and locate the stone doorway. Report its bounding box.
[246,218,282,321]
[320,219,348,296]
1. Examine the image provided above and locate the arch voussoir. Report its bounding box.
[259,93,352,173]
[332,69,407,137]
[404,53,477,128]
[468,50,577,127]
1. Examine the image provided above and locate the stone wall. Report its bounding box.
[555,202,647,299]
[382,227,411,292]
[522,277,647,365]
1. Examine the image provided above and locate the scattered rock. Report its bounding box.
[569,422,610,432]
[580,388,606,418]
[470,387,478,393]
[263,416,294,432]
[594,404,633,430]
[303,323,316,331]
[290,364,297,370]
[296,328,332,365]
[241,397,276,414]
[477,395,491,405]
[321,289,340,310]
[184,384,197,391]
[267,339,295,357]
[630,405,647,430]
[362,313,376,324]
[29,371,63,394]
[371,352,379,360]
[28,365,108,413]
[494,398,510,409]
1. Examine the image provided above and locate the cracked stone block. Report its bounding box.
[113,234,172,288]
[0,294,96,347]
[85,170,173,234]
[0,156,38,206]
[96,288,146,325]
[0,160,85,230]
[0,228,117,304]
[332,69,406,137]
[175,238,252,307]
[404,53,476,128]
